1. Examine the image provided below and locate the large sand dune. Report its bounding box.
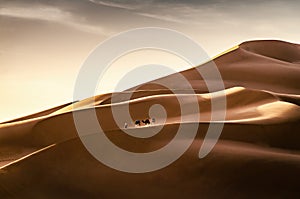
[0,40,300,198]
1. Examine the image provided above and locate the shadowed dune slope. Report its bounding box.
[239,40,300,63]
[0,40,300,198]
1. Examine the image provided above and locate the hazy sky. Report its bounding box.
[1,0,300,121]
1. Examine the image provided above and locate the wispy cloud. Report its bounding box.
[86,0,300,29]
[136,12,184,24]
[0,6,70,21]
[88,0,143,10]
[0,6,108,35]
[86,0,218,25]
[87,0,190,24]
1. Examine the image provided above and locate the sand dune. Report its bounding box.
[239,40,300,63]
[133,40,300,95]
[0,40,300,198]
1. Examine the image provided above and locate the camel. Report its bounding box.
[142,119,150,125]
[135,120,141,126]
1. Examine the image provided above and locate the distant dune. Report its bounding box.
[0,40,299,198]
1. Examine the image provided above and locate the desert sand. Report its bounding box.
[0,40,299,198]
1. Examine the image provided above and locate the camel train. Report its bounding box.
[135,119,150,126]
[124,118,155,128]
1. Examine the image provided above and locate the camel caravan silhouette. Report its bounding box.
[124,118,155,129]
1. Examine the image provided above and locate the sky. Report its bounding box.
[0,0,300,122]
